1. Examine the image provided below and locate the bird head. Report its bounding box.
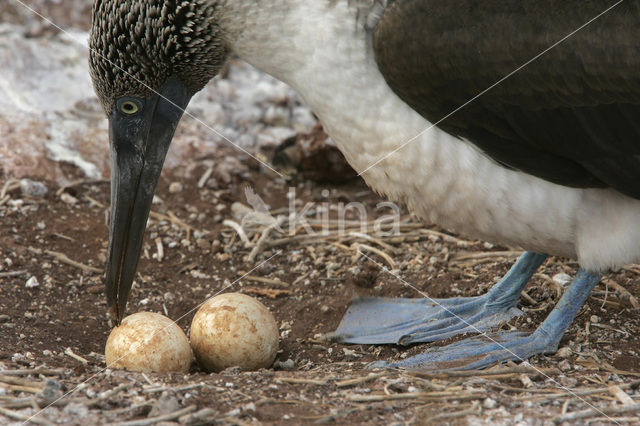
[88,0,229,323]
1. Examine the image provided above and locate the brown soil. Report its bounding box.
[1,144,640,425]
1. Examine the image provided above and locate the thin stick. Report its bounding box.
[347,391,483,402]
[167,211,193,240]
[55,179,108,196]
[0,270,28,278]
[46,250,102,274]
[0,179,19,199]
[336,372,386,388]
[197,167,213,188]
[247,217,285,262]
[0,368,63,377]
[64,347,88,364]
[143,383,203,394]
[622,265,640,275]
[0,384,43,394]
[277,377,328,385]
[115,405,197,426]
[86,383,130,407]
[84,195,105,208]
[410,366,559,379]
[0,376,44,387]
[223,220,252,246]
[609,385,635,405]
[0,406,54,426]
[453,250,522,261]
[348,232,398,253]
[553,402,640,423]
[354,243,396,269]
[242,275,289,287]
[419,228,471,244]
[602,279,639,308]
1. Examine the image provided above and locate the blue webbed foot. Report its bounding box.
[326,252,547,345]
[368,269,601,371]
[369,331,548,370]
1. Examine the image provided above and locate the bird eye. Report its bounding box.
[120,101,140,115]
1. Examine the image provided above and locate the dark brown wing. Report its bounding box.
[374,0,640,199]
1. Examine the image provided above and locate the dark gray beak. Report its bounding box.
[106,77,191,323]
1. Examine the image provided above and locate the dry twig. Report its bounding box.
[46,250,101,274]
[64,347,88,364]
[553,402,640,423]
[114,405,197,426]
[0,406,54,426]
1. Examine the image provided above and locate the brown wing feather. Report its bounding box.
[374,0,640,199]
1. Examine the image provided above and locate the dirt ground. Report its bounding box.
[1,1,640,425]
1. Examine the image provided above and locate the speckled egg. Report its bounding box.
[105,312,192,373]
[190,293,279,372]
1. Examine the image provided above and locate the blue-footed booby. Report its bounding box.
[89,0,640,370]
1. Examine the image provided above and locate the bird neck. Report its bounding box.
[217,0,318,79]
[216,1,426,168]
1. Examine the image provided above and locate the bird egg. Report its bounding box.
[105,312,192,373]
[190,293,279,372]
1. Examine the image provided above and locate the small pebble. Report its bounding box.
[168,182,183,193]
[60,192,78,205]
[220,366,243,376]
[273,358,295,371]
[25,276,39,288]
[149,395,180,417]
[556,347,572,358]
[20,178,48,198]
[196,238,210,250]
[552,273,572,286]
[483,398,498,409]
[342,348,361,360]
[63,402,89,417]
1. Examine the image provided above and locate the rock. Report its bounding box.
[483,398,498,409]
[196,238,210,250]
[220,366,243,376]
[179,408,216,425]
[273,358,295,371]
[20,178,48,198]
[63,402,89,417]
[40,379,63,404]
[60,192,78,205]
[25,276,39,288]
[148,395,180,418]
[556,347,572,358]
[552,273,572,286]
[342,348,362,360]
[168,182,183,193]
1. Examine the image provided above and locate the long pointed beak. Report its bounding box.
[106,77,191,323]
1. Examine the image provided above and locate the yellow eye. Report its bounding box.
[120,101,139,115]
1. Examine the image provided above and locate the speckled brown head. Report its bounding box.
[89,0,228,112]
[89,0,229,324]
